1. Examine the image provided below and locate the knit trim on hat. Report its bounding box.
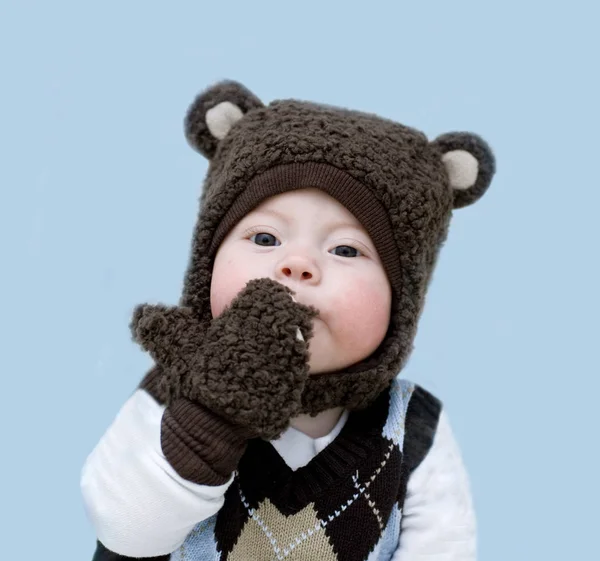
[208,162,402,297]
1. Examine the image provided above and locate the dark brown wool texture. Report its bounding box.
[132,279,317,440]
[131,79,496,443]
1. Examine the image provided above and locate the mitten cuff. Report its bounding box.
[161,398,254,486]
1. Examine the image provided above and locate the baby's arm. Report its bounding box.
[80,367,247,559]
[81,279,316,559]
[392,408,476,560]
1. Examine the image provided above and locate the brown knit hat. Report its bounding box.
[178,80,496,416]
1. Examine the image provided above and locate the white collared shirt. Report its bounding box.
[270,409,350,470]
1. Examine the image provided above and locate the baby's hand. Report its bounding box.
[130,278,318,440]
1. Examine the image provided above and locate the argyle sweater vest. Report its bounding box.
[160,378,441,561]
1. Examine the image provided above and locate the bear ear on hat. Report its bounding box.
[184,80,264,159]
[431,132,496,209]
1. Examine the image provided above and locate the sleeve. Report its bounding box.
[392,408,477,561]
[80,387,235,558]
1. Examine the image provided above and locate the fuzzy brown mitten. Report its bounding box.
[130,278,318,483]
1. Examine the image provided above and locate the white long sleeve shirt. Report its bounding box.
[81,389,476,559]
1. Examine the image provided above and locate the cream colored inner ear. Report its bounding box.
[205,101,244,140]
[441,150,479,190]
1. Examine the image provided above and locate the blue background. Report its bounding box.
[2,1,598,559]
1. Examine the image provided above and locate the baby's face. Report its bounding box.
[210,188,392,374]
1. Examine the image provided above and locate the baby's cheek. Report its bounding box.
[210,260,248,318]
[331,277,391,353]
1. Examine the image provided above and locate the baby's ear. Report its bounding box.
[184,80,264,159]
[431,132,496,209]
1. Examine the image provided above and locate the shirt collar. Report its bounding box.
[270,409,350,470]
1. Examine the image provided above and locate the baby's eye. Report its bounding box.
[250,232,281,247]
[330,245,361,258]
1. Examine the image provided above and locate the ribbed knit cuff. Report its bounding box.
[161,398,255,486]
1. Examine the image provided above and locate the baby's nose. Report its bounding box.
[278,256,320,283]
[281,267,312,280]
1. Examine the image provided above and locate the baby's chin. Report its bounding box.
[306,339,354,376]
[306,322,338,374]
[306,324,377,375]
[307,357,352,376]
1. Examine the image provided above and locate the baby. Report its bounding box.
[81,80,496,561]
